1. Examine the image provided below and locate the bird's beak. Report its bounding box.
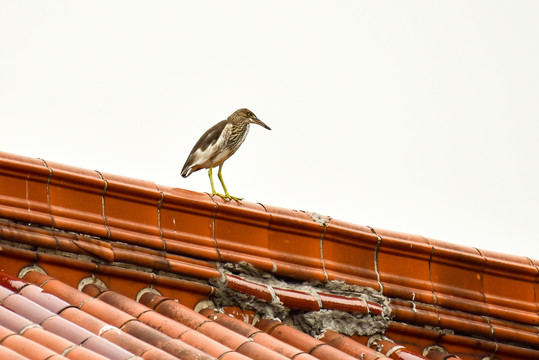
[252,118,271,130]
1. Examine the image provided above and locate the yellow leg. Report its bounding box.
[218,165,243,204]
[208,166,225,198]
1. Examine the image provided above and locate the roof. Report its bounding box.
[0,150,538,360]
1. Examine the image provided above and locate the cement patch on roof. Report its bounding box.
[210,261,391,338]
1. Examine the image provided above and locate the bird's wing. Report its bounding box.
[189,120,229,154]
[181,120,232,176]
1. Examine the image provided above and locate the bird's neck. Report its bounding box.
[228,121,250,148]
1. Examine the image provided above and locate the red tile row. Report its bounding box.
[5,266,539,360]
[225,274,383,315]
[371,227,539,326]
[390,298,539,348]
[0,152,219,261]
[383,322,539,360]
[320,330,393,360]
[199,309,318,360]
[0,324,70,360]
[365,335,431,360]
[0,276,131,359]
[0,243,215,309]
[0,240,534,356]
[137,294,290,360]
[20,271,218,360]
[4,269,380,360]
[20,271,320,360]
[0,219,220,281]
[257,319,357,360]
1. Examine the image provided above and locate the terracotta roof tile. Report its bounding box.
[273,287,321,311]
[0,287,129,360]
[80,299,136,328]
[318,292,370,314]
[19,284,72,313]
[1,151,539,360]
[142,293,301,360]
[323,223,380,289]
[0,306,85,359]
[143,296,209,329]
[0,153,53,227]
[226,274,273,302]
[22,326,107,360]
[92,287,242,359]
[385,322,539,360]
[0,305,34,335]
[257,319,359,360]
[0,324,69,360]
[200,308,318,360]
[0,345,29,360]
[321,330,392,360]
[222,270,385,318]
[4,276,196,360]
[3,293,58,324]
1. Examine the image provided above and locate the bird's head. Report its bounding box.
[232,108,271,130]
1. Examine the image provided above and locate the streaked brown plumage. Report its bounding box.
[181,108,271,203]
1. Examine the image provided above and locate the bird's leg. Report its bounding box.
[208,166,227,200]
[218,165,243,204]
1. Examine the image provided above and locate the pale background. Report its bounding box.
[1,2,538,258]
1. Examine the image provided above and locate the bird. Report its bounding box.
[181,108,271,204]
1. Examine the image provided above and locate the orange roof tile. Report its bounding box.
[1,150,538,360]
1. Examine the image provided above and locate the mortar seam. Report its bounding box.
[208,194,222,263]
[320,221,329,282]
[367,226,384,293]
[38,158,56,229]
[94,171,111,238]
[156,191,165,252]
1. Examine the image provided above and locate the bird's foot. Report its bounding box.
[226,194,243,205]
[212,192,243,205]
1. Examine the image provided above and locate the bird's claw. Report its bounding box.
[227,195,243,205]
[212,192,243,205]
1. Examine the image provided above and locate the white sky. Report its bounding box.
[1,2,538,258]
